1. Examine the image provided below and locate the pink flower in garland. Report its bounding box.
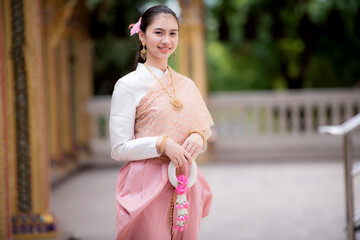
[175,184,188,195]
[173,174,192,231]
[128,17,142,36]
[177,175,189,185]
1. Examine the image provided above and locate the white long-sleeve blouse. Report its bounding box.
[109,63,168,161]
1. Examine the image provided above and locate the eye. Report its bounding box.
[170,32,177,36]
[155,31,163,35]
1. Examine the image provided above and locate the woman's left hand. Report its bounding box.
[182,133,204,162]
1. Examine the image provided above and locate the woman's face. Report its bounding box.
[139,14,179,62]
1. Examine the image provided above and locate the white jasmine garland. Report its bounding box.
[168,161,198,231]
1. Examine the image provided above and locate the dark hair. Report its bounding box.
[133,5,179,68]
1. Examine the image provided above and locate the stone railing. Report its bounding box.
[86,88,360,162]
[209,88,360,160]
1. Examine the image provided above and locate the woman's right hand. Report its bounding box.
[158,137,192,168]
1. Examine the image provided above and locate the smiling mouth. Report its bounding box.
[159,47,171,53]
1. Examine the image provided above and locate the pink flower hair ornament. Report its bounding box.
[128,17,142,36]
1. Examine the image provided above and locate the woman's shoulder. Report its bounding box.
[113,69,142,92]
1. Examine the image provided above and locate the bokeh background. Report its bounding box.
[89,0,360,94]
[1,0,360,239]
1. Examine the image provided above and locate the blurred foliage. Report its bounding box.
[87,0,167,94]
[205,0,360,91]
[88,0,360,94]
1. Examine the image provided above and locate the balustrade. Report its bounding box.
[209,89,360,137]
[211,90,358,158]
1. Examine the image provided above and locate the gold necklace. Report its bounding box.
[144,63,183,112]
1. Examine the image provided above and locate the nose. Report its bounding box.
[162,34,170,44]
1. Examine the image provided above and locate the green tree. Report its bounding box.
[206,0,360,91]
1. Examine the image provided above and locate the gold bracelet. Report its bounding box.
[190,129,206,145]
[160,134,168,154]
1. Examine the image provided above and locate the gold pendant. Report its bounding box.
[170,98,183,112]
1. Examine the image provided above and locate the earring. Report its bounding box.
[141,42,147,60]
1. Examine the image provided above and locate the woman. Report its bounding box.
[109,5,214,240]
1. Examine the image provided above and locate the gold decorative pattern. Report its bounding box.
[11,213,56,238]
[11,0,32,214]
[24,0,49,214]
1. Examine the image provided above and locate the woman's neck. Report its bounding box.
[145,58,168,73]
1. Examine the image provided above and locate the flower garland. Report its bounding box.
[174,175,190,231]
[168,161,197,232]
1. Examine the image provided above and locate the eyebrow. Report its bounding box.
[153,27,178,32]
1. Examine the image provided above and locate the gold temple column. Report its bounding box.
[58,39,75,160]
[0,0,13,238]
[44,0,80,165]
[43,0,63,165]
[70,1,93,156]
[1,0,91,238]
[55,0,92,162]
[73,37,93,155]
[179,0,213,162]
[44,0,92,169]
[42,0,92,181]
[1,0,56,238]
[179,0,208,99]
[24,0,51,215]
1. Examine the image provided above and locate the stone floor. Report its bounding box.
[51,158,360,240]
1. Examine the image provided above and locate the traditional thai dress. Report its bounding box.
[109,63,214,240]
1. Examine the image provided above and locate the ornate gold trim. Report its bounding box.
[12,213,56,239]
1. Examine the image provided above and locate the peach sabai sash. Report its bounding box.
[135,68,214,143]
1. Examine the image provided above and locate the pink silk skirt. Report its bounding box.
[115,158,212,240]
